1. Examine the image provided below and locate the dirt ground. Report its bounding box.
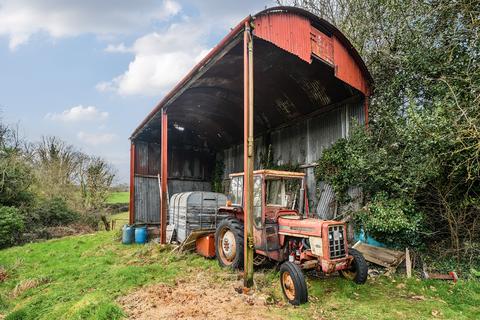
[118,271,282,320]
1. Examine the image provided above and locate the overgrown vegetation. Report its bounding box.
[0,121,116,248]
[279,0,480,270]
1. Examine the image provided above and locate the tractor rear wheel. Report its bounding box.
[340,248,368,284]
[215,217,244,269]
[279,261,308,305]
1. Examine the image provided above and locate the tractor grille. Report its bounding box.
[328,225,346,259]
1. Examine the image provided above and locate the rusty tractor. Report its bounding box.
[214,169,367,305]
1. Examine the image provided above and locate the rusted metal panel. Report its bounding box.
[316,182,336,219]
[254,12,312,63]
[135,141,149,175]
[333,36,369,95]
[310,27,333,65]
[134,176,160,224]
[148,143,160,174]
[349,100,366,125]
[134,177,212,224]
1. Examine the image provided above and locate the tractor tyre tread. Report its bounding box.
[279,261,308,305]
[348,248,368,284]
[215,216,244,270]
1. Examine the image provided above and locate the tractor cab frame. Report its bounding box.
[215,170,368,304]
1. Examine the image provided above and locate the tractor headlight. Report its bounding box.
[309,237,323,257]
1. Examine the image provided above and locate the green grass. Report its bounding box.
[0,232,219,320]
[109,212,129,230]
[106,192,129,204]
[282,275,480,320]
[0,232,479,319]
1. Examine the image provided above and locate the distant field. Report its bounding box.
[106,191,129,204]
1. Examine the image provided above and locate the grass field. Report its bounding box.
[0,232,479,319]
[106,192,129,204]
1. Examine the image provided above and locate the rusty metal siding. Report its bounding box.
[333,37,369,95]
[254,13,312,63]
[316,182,336,219]
[148,143,160,174]
[134,175,212,224]
[135,142,149,175]
[270,121,307,166]
[310,26,333,65]
[222,104,361,212]
[349,100,366,125]
[134,176,160,224]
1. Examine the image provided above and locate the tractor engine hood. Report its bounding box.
[278,215,343,238]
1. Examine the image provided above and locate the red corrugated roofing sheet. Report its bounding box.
[254,13,312,63]
[254,12,368,95]
[333,36,369,95]
[310,26,333,65]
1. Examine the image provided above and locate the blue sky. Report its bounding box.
[0,0,274,183]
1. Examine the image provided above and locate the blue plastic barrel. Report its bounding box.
[122,225,134,244]
[134,226,148,244]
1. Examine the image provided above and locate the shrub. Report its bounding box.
[0,206,24,248]
[33,198,80,227]
[355,193,424,248]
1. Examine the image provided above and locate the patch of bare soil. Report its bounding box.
[118,271,281,320]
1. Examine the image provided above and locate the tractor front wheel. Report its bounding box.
[340,248,368,284]
[215,217,244,269]
[279,261,308,305]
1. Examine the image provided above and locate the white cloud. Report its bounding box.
[45,105,108,122]
[0,0,181,50]
[97,0,271,96]
[104,43,131,53]
[77,131,116,146]
[97,22,210,96]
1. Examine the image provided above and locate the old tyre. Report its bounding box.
[279,261,308,305]
[215,217,244,269]
[340,248,368,284]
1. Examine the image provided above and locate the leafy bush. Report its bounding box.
[0,150,35,208]
[0,206,24,248]
[356,193,424,248]
[32,198,80,227]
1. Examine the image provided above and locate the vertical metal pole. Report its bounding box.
[160,111,168,244]
[243,21,254,288]
[364,88,370,128]
[129,142,136,225]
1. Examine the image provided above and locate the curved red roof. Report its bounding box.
[131,6,372,140]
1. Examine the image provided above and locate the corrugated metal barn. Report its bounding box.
[129,7,372,233]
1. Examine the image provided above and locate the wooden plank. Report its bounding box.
[166,224,175,244]
[405,248,412,278]
[354,242,405,268]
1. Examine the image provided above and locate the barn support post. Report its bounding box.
[160,111,168,244]
[129,142,135,225]
[243,21,254,288]
[364,88,370,128]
